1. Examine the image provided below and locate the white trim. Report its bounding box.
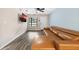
[0,30,26,49]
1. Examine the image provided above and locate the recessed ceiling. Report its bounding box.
[19,8,55,15]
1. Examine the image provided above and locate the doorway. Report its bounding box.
[27,15,40,30]
[27,15,48,31]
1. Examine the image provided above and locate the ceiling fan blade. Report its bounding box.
[36,8,45,12]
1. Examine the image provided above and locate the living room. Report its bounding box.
[0,8,79,50]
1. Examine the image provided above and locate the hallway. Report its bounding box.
[2,31,44,50]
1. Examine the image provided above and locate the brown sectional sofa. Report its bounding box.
[51,26,79,36]
[43,26,79,50]
[50,27,79,41]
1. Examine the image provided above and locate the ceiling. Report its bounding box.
[19,8,55,15]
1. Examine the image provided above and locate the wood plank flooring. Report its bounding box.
[32,35,55,50]
[1,30,44,50]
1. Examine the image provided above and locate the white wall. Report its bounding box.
[0,8,27,49]
[49,8,79,31]
[39,15,48,29]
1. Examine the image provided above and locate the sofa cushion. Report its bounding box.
[52,29,58,34]
[52,26,79,36]
[52,28,78,40]
[74,37,79,41]
[58,32,72,40]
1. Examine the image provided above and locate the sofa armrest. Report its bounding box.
[58,40,79,50]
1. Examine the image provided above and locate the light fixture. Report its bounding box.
[36,8,45,12]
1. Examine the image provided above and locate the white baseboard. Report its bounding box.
[0,30,26,49]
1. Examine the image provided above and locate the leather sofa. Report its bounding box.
[43,26,79,50]
[50,27,79,41]
[51,26,79,36]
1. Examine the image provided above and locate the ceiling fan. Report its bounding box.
[36,8,45,12]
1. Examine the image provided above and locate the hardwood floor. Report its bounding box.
[32,35,55,50]
[2,30,44,50]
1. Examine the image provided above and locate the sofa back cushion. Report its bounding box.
[74,37,79,41]
[52,26,79,36]
[52,28,78,41]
